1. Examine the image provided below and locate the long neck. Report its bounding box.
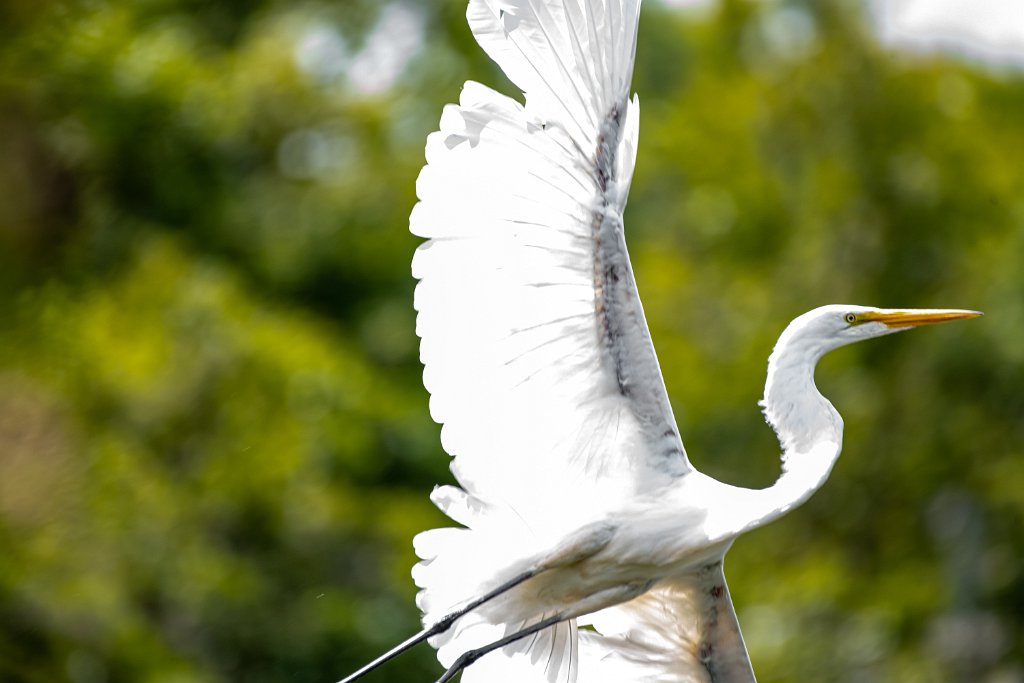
[707,331,844,537]
[756,332,844,523]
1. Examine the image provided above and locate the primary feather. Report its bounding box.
[413,0,680,554]
[410,0,694,679]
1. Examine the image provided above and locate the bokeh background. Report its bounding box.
[1,0,1022,681]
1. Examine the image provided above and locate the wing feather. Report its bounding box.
[412,1,692,680]
[414,0,683,540]
[578,566,757,683]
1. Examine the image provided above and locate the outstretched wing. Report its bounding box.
[579,565,757,683]
[413,0,686,537]
[412,1,693,679]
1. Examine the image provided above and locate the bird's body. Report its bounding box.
[339,2,980,681]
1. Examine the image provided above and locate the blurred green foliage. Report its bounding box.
[0,0,1021,681]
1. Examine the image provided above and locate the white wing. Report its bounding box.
[579,564,756,683]
[412,0,697,680]
[414,0,686,546]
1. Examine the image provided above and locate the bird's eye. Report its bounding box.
[844,313,858,324]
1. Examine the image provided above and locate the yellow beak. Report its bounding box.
[861,309,983,328]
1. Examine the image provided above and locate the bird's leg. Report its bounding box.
[435,613,566,683]
[434,579,654,683]
[341,523,618,682]
[339,628,439,683]
[338,569,536,683]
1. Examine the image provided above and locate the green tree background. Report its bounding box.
[1,0,1022,681]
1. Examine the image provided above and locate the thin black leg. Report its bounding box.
[338,569,536,683]
[435,613,565,683]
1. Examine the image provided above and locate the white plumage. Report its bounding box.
[410,5,668,675]
[411,0,682,593]
[340,2,980,682]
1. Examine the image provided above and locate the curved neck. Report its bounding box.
[762,334,843,466]
[756,331,844,524]
[706,330,845,538]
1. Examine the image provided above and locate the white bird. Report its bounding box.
[341,1,980,681]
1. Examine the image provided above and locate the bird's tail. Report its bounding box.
[413,486,578,682]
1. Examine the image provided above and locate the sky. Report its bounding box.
[871,0,1024,68]
[664,0,1024,70]
[292,0,1022,103]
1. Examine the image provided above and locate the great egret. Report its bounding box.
[341,1,980,681]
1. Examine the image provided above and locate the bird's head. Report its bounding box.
[783,304,982,357]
